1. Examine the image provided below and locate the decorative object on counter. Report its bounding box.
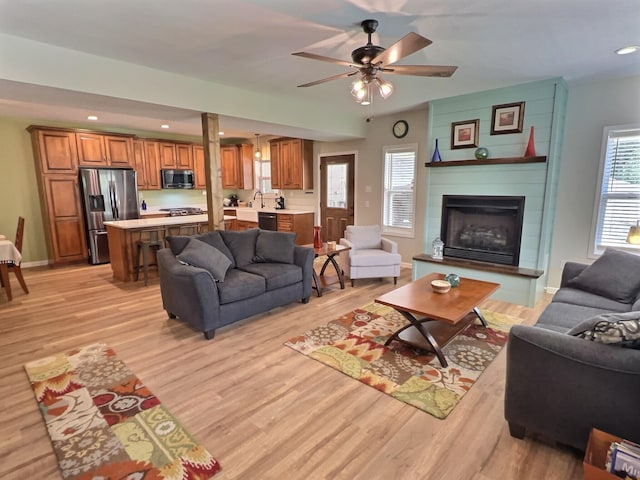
[444,273,461,287]
[491,101,525,135]
[474,147,489,159]
[223,197,232,207]
[524,125,537,157]
[313,225,323,248]
[432,236,444,259]
[431,138,442,163]
[141,199,147,211]
[431,279,451,293]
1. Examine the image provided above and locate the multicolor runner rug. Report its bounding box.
[285,302,521,419]
[25,343,221,480]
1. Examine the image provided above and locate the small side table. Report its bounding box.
[304,243,350,297]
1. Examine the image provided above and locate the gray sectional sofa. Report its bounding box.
[505,248,640,451]
[157,228,315,339]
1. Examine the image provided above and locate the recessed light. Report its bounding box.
[615,45,640,55]
[87,115,98,121]
[161,124,170,129]
[218,131,225,136]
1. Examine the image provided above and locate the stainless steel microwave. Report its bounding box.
[161,169,195,189]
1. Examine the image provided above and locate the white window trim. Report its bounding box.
[588,123,640,258]
[381,143,418,238]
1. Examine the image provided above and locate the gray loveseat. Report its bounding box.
[505,248,640,451]
[157,228,314,339]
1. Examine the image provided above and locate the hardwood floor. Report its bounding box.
[0,264,584,479]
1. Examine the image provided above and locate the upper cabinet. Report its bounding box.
[193,146,207,189]
[28,128,78,174]
[76,132,133,167]
[221,144,254,190]
[269,137,313,190]
[133,140,162,191]
[159,142,193,170]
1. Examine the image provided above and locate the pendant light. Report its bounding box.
[254,134,261,159]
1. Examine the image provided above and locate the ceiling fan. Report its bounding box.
[292,19,458,104]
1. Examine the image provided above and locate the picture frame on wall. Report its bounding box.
[451,119,479,149]
[491,101,525,135]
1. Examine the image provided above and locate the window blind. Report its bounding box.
[595,127,640,250]
[383,147,416,235]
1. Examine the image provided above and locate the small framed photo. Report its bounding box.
[491,101,525,135]
[451,119,479,149]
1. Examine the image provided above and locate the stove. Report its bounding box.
[160,207,204,216]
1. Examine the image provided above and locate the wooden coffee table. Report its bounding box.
[374,273,500,367]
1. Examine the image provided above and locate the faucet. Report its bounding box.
[253,190,265,208]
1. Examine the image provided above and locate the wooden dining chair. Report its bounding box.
[8,216,29,294]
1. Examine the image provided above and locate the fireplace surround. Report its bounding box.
[441,195,525,266]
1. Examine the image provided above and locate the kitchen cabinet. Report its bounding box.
[159,142,193,170]
[236,220,258,231]
[277,212,314,245]
[221,144,254,190]
[193,145,207,189]
[269,137,313,190]
[29,127,78,174]
[133,140,161,190]
[76,132,133,167]
[42,175,88,263]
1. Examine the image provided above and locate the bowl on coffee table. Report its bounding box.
[431,279,451,293]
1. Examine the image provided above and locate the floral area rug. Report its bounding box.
[24,343,221,480]
[285,303,521,419]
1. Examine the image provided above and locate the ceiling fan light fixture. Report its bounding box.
[376,76,394,99]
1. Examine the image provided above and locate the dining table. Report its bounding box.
[0,235,21,301]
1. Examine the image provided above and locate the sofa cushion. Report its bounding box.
[536,302,619,330]
[552,288,632,313]
[216,268,265,304]
[346,225,382,249]
[566,248,640,304]
[567,311,640,349]
[220,229,260,268]
[350,249,402,267]
[254,230,296,264]
[176,238,232,282]
[240,263,303,291]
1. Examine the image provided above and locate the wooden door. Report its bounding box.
[104,136,133,167]
[76,132,107,166]
[132,140,146,189]
[43,175,88,262]
[159,142,177,168]
[143,141,161,190]
[176,144,194,169]
[220,145,239,188]
[193,146,206,189]
[34,129,78,173]
[320,154,355,242]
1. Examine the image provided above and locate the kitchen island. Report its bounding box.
[104,214,230,282]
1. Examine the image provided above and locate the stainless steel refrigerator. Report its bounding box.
[79,168,139,264]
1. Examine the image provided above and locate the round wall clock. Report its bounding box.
[393,120,409,138]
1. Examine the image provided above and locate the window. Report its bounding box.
[254,159,272,193]
[382,144,417,237]
[590,125,640,255]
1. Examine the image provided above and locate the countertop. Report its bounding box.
[230,207,314,215]
[105,214,234,229]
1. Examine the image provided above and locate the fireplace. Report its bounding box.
[441,195,525,266]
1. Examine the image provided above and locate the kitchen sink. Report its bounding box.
[235,209,258,222]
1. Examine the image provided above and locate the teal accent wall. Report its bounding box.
[418,79,568,306]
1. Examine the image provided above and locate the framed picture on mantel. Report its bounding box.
[491,101,525,135]
[451,119,479,149]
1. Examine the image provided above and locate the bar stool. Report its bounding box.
[178,223,200,236]
[135,228,165,286]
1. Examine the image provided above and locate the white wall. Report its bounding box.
[548,73,640,287]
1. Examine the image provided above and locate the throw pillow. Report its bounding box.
[177,238,232,282]
[219,229,260,268]
[166,235,191,255]
[566,248,640,303]
[196,231,236,268]
[567,311,640,349]
[346,225,382,249]
[254,230,296,264]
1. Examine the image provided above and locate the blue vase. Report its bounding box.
[431,138,442,163]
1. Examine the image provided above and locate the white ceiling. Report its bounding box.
[0,0,639,141]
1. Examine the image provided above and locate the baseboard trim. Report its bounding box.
[23,260,50,268]
[545,286,559,294]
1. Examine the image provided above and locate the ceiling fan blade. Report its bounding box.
[372,32,432,66]
[382,65,458,77]
[292,52,361,68]
[297,71,359,88]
